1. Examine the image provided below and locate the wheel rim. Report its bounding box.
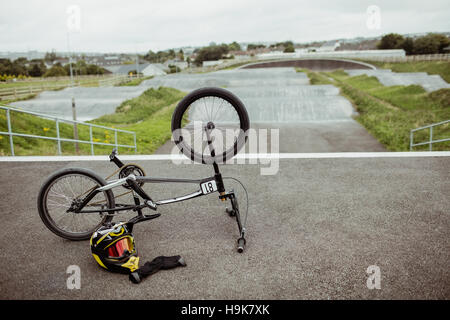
[43,173,110,236]
[174,95,246,163]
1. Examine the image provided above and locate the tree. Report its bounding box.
[401,37,414,55]
[143,49,176,63]
[247,44,266,50]
[178,49,184,61]
[28,60,47,77]
[194,44,230,66]
[11,58,28,76]
[228,41,241,51]
[44,51,58,63]
[413,33,450,54]
[283,43,295,53]
[377,33,404,49]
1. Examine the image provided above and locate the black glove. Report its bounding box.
[129,255,186,284]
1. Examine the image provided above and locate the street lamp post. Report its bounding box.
[67,34,79,153]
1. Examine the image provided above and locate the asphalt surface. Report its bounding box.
[0,156,448,299]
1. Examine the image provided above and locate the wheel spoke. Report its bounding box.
[44,173,108,236]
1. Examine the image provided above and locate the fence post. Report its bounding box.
[429,126,433,151]
[6,109,14,156]
[89,126,94,155]
[133,133,137,154]
[114,130,118,151]
[410,130,413,151]
[55,119,62,155]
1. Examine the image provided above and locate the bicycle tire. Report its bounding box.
[37,168,115,241]
[171,87,250,164]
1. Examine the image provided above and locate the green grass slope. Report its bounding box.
[0,87,186,156]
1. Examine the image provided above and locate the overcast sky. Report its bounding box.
[1,0,449,53]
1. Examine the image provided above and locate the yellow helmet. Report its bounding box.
[90,222,139,274]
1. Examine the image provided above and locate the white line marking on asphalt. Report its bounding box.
[0,152,449,162]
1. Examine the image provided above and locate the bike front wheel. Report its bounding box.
[37,168,115,241]
[171,87,250,164]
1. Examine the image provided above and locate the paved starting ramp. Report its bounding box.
[0,153,448,299]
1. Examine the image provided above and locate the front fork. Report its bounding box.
[220,190,246,253]
[205,123,247,253]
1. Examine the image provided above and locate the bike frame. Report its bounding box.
[70,123,246,251]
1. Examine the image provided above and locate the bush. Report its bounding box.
[168,65,181,73]
[44,64,68,77]
[194,44,229,66]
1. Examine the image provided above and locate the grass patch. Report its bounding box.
[0,87,186,156]
[321,70,450,151]
[94,87,185,124]
[296,68,332,85]
[115,76,153,86]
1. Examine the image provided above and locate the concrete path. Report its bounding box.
[0,156,448,299]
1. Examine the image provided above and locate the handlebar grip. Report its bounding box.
[237,238,246,253]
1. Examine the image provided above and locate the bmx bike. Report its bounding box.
[37,87,251,252]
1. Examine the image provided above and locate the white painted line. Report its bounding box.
[0,152,449,162]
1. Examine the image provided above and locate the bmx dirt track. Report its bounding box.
[240,59,375,71]
[0,155,448,299]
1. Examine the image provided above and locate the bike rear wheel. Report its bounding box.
[171,87,250,164]
[37,168,115,241]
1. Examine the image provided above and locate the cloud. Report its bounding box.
[1,0,449,52]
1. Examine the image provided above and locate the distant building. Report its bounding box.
[104,63,167,76]
[52,57,70,65]
[104,63,149,75]
[141,64,167,76]
[318,41,340,52]
[85,55,124,66]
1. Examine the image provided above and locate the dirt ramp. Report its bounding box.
[241,59,375,71]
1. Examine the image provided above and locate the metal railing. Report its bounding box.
[0,74,137,101]
[410,120,450,151]
[0,105,137,156]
